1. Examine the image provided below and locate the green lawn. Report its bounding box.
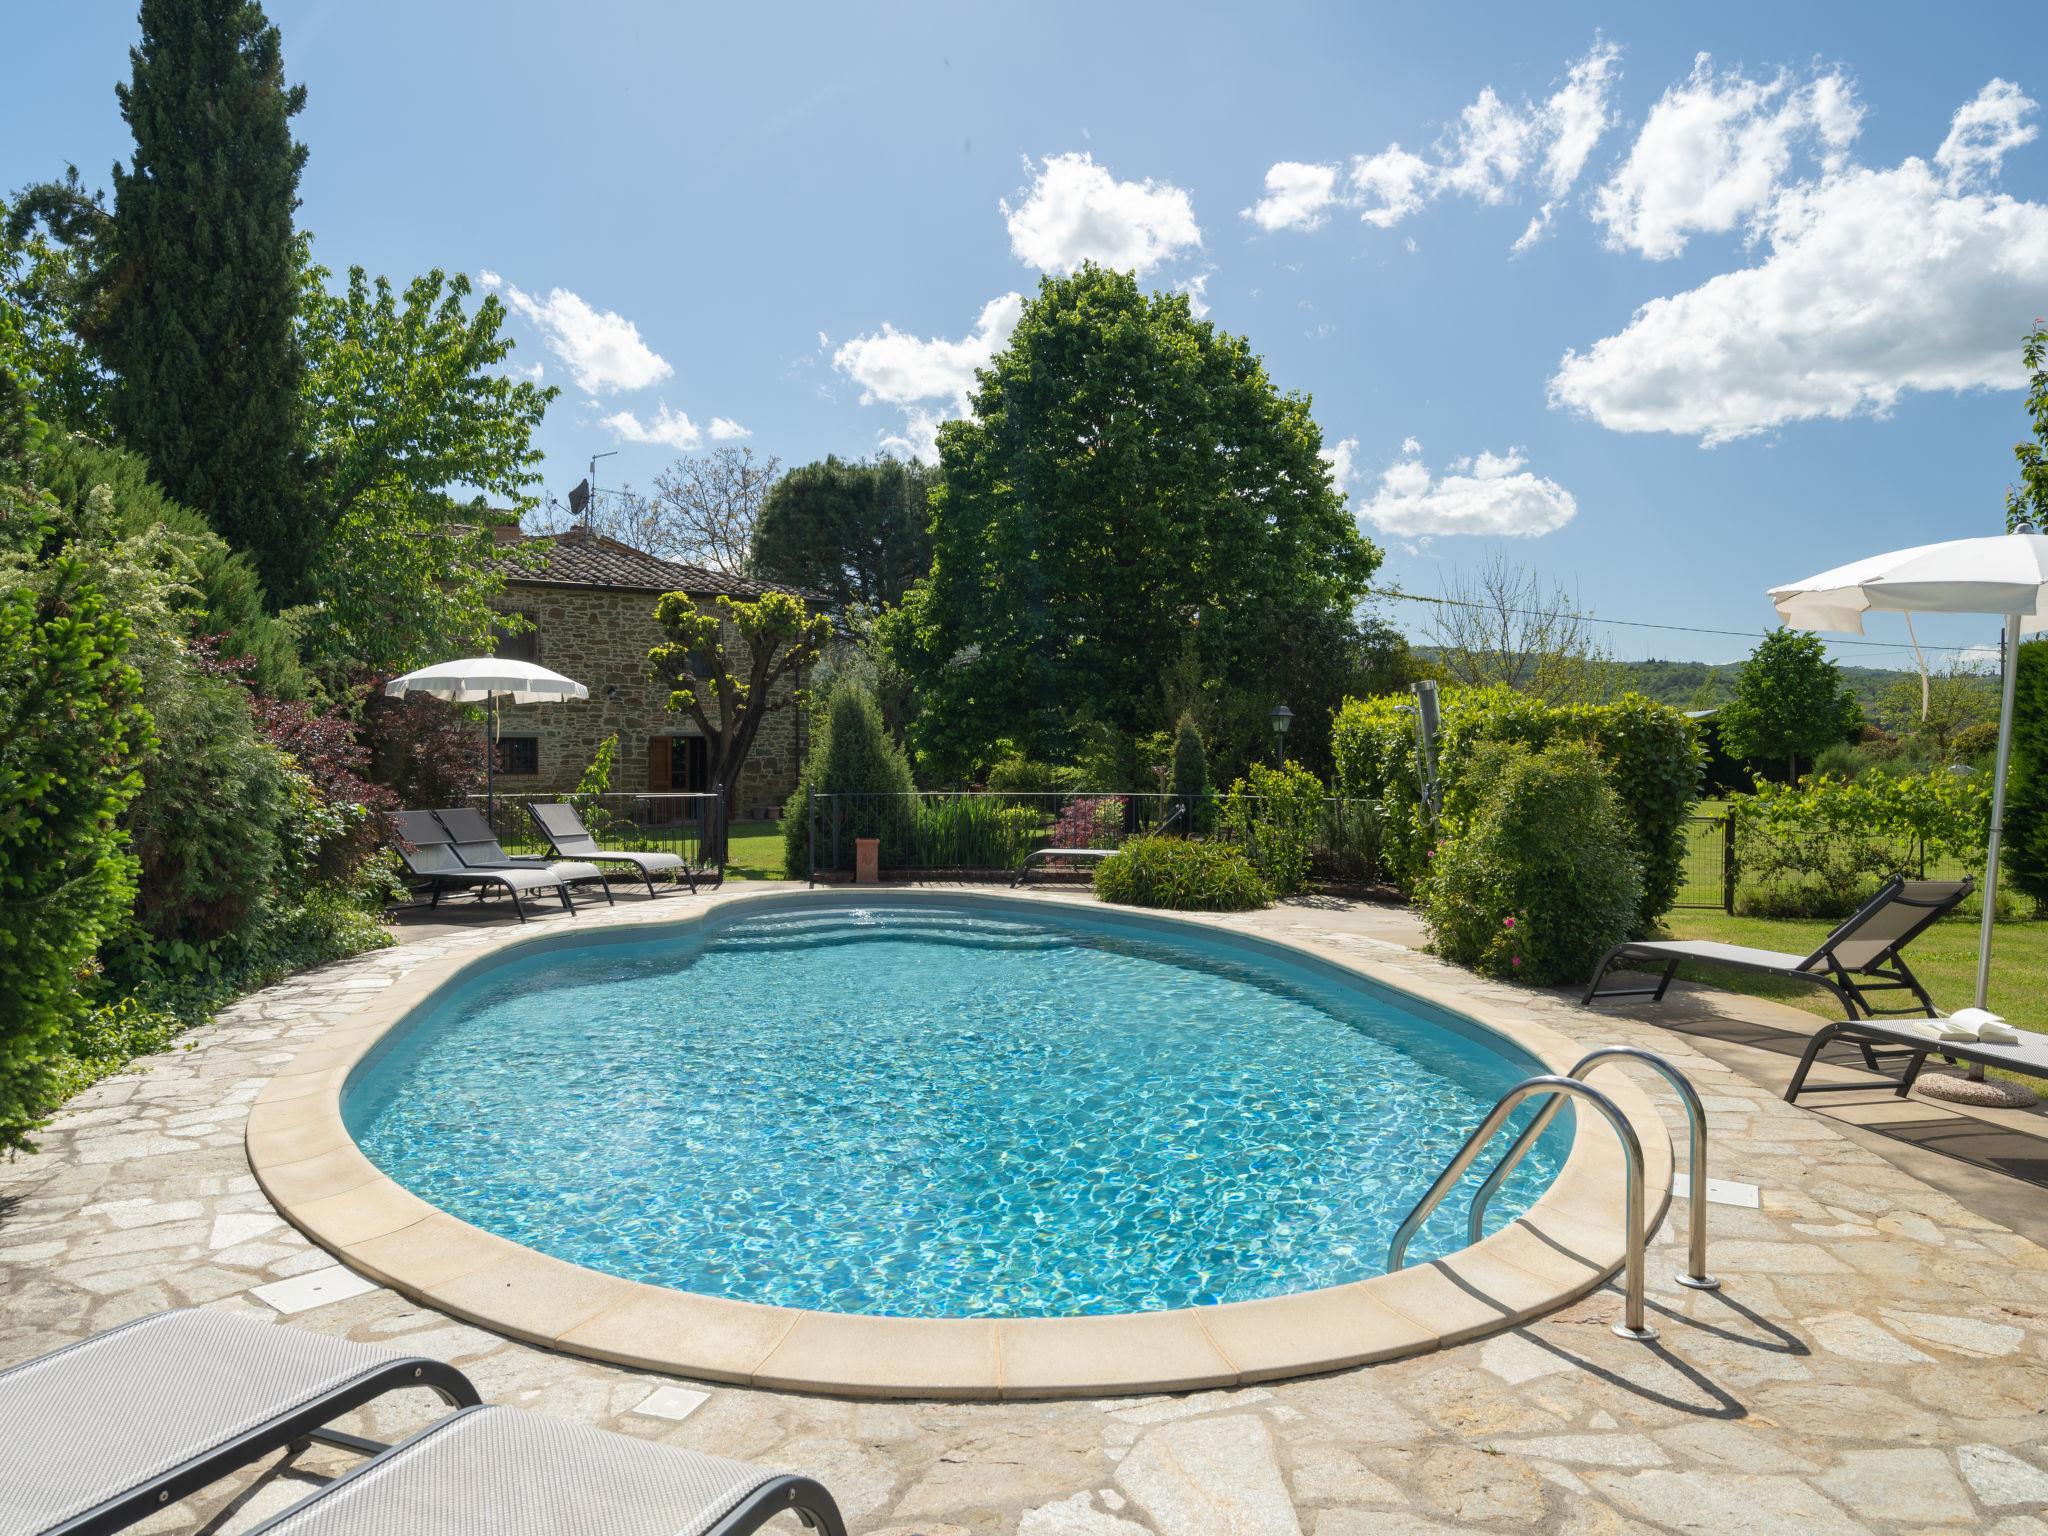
[1657,909,2048,1096]
[723,819,790,881]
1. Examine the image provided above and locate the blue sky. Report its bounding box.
[7,2,2045,667]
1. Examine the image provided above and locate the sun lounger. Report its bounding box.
[390,811,582,922]
[527,802,695,896]
[1582,875,1972,1018]
[1013,802,1185,887]
[1784,1015,2048,1103]
[0,1306,478,1536]
[241,1405,846,1536]
[430,808,613,907]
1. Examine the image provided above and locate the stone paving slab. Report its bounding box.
[4,888,2048,1535]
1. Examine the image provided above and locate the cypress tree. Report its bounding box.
[101,0,312,602]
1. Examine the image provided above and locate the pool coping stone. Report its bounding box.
[245,884,1674,1399]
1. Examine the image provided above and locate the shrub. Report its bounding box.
[1333,685,1699,929]
[570,734,620,841]
[985,754,1082,795]
[1220,761,1325,896]
[782,680,918,873]
[1425,740,1643,985]
[914,797,1047,868]
[1950,720,2000,763]
[1049,795,1126,849]
[1169,712,1214,832]
[1730,770,1990,917]
[1094,836,1272,912]
[0,558,153,1152]
[122,655,293,961]
[362,677,484,810]
[2009,640,2048,905]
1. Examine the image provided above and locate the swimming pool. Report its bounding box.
[342,895,1570,1319]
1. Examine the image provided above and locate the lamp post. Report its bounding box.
[1269,703,1294,765]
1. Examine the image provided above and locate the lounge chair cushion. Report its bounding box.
[246,1406,785,1536]
[0,1310,433,1535]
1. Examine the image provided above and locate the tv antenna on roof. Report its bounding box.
[576,450,619,532]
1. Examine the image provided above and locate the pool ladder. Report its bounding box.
[1386,1047,1717,1343]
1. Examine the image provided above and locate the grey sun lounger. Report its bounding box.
[1013,802,1185,886]
[241,1404,846,1536]
[430,807,613,907]
[527,801,696,896]
[1785,1017,2048,1104]
[0,1307,478,1536]
[390,811,583,922]
[1582,875,1972,1019]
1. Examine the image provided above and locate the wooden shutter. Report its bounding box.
[646,735,671,791]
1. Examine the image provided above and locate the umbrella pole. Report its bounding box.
[1975,613,2023,1013]
[485,693,497,827]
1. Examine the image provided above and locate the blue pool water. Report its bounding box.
[344,898,1568,1318]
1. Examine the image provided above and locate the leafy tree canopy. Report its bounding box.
[752,454,935,612]
[297,259,555,674]
[885,265,1381,779]
[648,590,830,851]
[1718,628,1863,778]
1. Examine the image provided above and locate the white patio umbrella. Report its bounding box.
[383,658,589,820]
[1769,529,2048,1017]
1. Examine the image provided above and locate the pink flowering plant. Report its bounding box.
[1422,739,1642,985]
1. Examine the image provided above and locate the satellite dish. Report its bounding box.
[567,478,591,518]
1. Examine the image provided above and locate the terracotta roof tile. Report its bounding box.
[495,530,798,598]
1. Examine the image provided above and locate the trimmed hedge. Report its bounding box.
[1094,836,1272,912]
[1332,686,1699,929]
[1425,740,1643,985]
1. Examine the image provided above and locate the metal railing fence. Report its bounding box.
[468,790,726,873]
[803,789,1384,887]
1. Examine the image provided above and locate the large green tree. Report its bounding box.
[885,265,1381,777]
[98,0,313,601]
[753,454,935,612]
[297,262,555,672]
[2006,639,2048,904]
[1719,629,1863,779]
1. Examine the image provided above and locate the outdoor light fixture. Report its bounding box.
[1269,703,1294,764]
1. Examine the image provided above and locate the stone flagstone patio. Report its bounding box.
[5,888,2048,1534]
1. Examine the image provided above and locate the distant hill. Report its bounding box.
[1603,658,1926,714]
[1407,653,1966,718]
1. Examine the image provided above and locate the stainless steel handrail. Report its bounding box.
[1386,1074,1656,1341]
[1465,1047,1718,1293]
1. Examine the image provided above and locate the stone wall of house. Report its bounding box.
[489,583,807,821]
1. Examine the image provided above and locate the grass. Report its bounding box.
[1656,908,2048,1097]
[724,819,790,881]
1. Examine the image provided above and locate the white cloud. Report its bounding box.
[1004,152,1202,275]
[1590,57,1862,259]
[1552,82,2048,443]
[601,404,701,451]
[1438,89,1538,205]
[1320,435,1360,491]
[707,417,751,441]
[1937,78,2038,187]
[485,271,671,393]
[1957,642,2003,669]
[834,294,1026,463]
[1350,145,1436,228]
[1244,161,1340,231]
[832,293,1023,411]
[1359,441,1578,538]
[1175,271,1212,318]
[1250,39,1620,245]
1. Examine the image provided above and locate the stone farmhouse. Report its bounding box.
[486,526,813,821]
